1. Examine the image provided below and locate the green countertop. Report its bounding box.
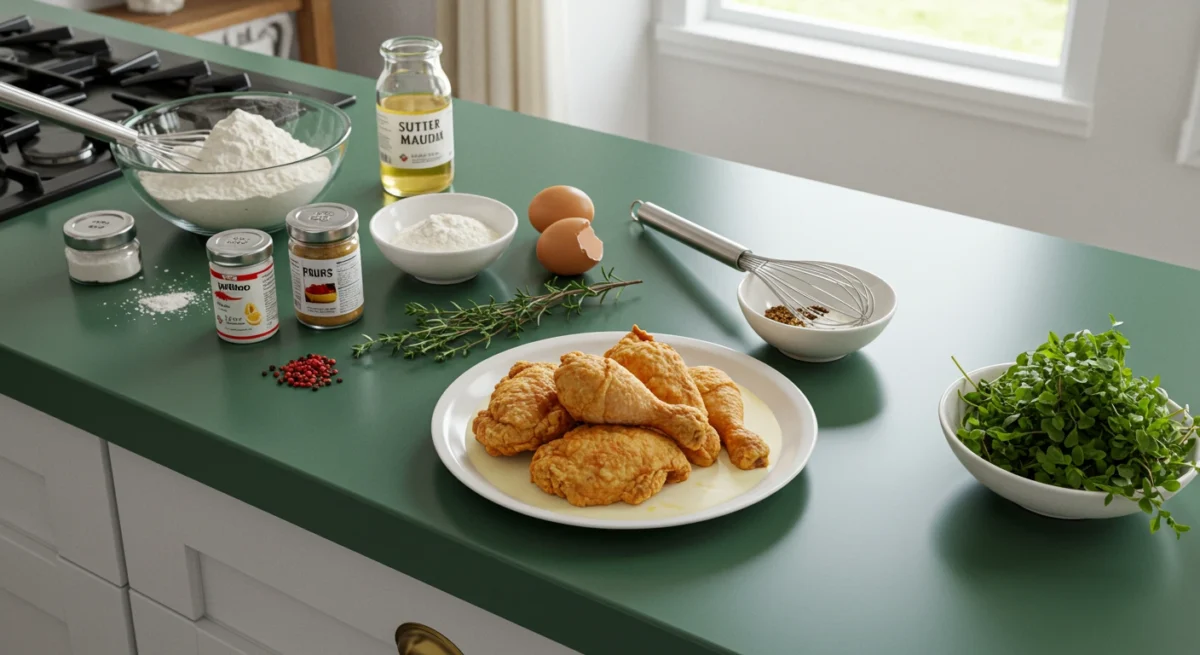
[4,3,1200,653]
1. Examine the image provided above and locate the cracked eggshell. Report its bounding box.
[536,217,603,276]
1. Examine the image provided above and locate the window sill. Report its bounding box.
[655,20,1093,138]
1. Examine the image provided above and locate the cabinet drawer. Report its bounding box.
[0,521,135,655]
[0,394,126,585]
[130,591,276,655]
[111,446,576,655]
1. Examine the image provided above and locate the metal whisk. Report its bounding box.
[631,201,875,328]
[0,82,207,172]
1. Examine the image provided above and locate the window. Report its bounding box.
[657,0,1107,135]
[707,0,1073,81]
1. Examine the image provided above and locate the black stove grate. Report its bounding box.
[0,14,355,223]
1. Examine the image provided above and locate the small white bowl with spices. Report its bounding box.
[369,193,517,284]
[737,264,896,362]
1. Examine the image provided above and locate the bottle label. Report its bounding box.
[376,104,454,169]
[289,250,364,318]
[210,263,279,342]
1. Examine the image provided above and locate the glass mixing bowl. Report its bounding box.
[113,92,351,235]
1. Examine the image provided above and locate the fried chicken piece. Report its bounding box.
[690,366,770,470]
[530,425,690,506]
[472,362,575,456]
[605,326,721,467]
[554,352,712,451]
[605,325,707,410]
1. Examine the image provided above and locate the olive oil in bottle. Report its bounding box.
[375,37,454,197]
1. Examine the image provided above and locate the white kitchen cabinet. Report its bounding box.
[0,521,135,655]
[1,587,72,655]
[0,394,126,586]
[111,446,577,655]
[130,590,277,655]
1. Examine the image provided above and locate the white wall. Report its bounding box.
[561,0,652,141]
[332,0,438,78]
[328,0,650,141]
[652,2,1200,270]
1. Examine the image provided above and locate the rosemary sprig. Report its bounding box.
[352,267,641,362]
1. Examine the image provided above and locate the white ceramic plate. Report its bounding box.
[431,332,818,529]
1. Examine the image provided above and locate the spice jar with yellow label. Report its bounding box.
[285,203,364,329]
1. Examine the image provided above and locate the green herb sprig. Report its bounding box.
[954,317,1198,537]
[352,268,640,362]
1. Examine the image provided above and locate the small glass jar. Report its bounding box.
[286,203,364,330]
[63,210,142,285]
[376,36,454,197]
[206,229,280,344]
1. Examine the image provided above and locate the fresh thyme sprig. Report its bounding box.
[352,267,641,362]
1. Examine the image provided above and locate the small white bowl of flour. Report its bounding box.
[370,193,518,284]
[115,93,350,235]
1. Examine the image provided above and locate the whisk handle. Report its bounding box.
[630,201,749,270]
[0,82,140,146]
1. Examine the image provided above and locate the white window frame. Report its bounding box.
[707,0,1066,82]
[656,0,1108,137]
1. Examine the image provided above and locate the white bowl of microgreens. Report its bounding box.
[939,319,1198,536]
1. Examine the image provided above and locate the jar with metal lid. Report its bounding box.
[376,36,454,197]
[206,229,280,344]
[62,210,142,285]
[285,203,364,329]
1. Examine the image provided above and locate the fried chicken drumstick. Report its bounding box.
[690,366,771,470]
[605,326,721,466]
[553,351,712,451]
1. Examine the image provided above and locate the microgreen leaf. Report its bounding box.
[1064,429,1080,448]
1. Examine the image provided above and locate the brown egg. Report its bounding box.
[528,185,594,232]
[536,217,603,276]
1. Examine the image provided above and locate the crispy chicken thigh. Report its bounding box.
[554,351,712,451]
[690,366,770,470]
[605,326,721,466]
[530,425,690,506]
[472,362,575,456]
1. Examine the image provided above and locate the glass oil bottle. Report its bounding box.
[375,36,454,197]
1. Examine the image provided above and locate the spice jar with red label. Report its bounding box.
[286,203,365,329]
[206,229,280,344]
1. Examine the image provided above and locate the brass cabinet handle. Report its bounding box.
[395,622,464,655]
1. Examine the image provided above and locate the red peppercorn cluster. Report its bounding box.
[263,354,343,391]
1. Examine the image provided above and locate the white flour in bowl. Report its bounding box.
[393,213,499,252]
[139,109,333,232]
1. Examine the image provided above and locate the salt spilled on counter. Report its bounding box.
[138,291,196,314]
[393,213,498,252]
[107,268,209,326]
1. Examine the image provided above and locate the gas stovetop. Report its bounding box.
[0,14,355,223]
